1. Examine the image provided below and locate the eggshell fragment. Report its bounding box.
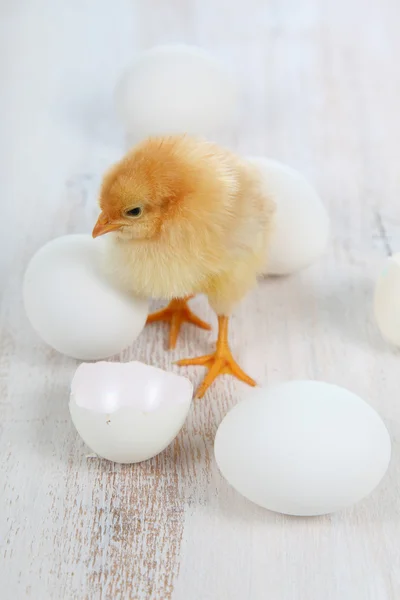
[69,361,193,464]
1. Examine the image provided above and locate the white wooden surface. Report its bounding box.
[1,1,400,598]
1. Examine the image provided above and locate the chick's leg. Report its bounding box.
[176,315,256,398]
[146,296,211,350]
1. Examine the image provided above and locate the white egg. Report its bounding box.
[215,381,391,516]
[69,361,193,463]
[374,253,400,347]
[23,234,148,360]
[247,156,330,275]
[115,44,239,146]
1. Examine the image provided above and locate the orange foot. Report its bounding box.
[176,315,257,398]
[146,296,211,350]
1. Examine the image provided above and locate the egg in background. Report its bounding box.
[247,156,330,275]
[23,234,148,360]
[69,361,193,463]
[114,43,239,147]
[374,253,400,347]
[215,381,391,516]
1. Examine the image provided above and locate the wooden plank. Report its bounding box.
[1,0,399,598]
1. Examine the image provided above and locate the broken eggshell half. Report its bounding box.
[69,361,193,463]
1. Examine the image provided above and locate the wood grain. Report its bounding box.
[1,0,400,598]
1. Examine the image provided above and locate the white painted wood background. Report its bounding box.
[1,0,400,598]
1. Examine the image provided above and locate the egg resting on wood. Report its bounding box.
[247,156,329,275]
[23,234,148,360]
[114,43,239,147]
[93,135,276,398]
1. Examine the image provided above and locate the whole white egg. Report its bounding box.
[247,156,330,275]
[374,253,400,346]
[69,361,193,463]
[23,234,148,360]
[114,44,239,145]
[214,381,391,516]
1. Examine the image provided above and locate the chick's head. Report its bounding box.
[93,137,199,242]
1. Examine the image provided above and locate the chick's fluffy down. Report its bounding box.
[101,136,275,315]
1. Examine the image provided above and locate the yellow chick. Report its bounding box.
[93,135,275,398]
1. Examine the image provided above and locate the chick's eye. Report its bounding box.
[125,206,143,218]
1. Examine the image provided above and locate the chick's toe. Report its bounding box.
[146,296,211,349]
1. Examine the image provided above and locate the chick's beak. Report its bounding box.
[92,213,121,238]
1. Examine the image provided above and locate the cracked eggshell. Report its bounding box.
[247,157,330,275]
[374,253,400,347]
[69,361,193,464]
